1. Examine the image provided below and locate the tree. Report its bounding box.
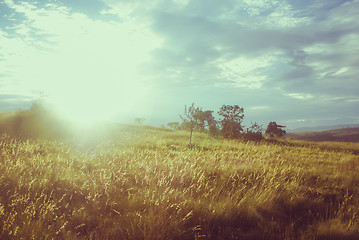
[180,103,202,145]
[195,110,215,131]
[218,105,244,139]
[208,123,220,138]
[180,104,219,143]
[265,122,286,138]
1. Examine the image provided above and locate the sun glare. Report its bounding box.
[2,3,163,127]
[36,21,158,126]
[46,75,147,126]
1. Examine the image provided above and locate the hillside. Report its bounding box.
[0,109,170,140]
[1,120,359,239]
[289,124,359,133]
[287,127,359,143]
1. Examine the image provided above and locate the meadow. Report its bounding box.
[0,123,359,239]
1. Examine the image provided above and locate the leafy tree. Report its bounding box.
[218,105,244,139]
[265,122,286,138]
[243,122,263,142]
[197,111,219,138]
[167,122,179,130]
[195,110,216,131]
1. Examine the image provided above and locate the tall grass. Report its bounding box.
[0,127,358,239]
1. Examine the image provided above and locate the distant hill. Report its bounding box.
[287,127,359,143]
[289,124,359,133]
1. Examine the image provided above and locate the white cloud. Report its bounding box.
[302,30,359,96]
[218,54,277,88]
[285,93,314,100]
[0,0,163,120]
[224,0,309,28]
[249,106,270,111]
[265,3,310,28]
[241,0,276,16]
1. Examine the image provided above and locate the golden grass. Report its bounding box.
[0,128,358,239]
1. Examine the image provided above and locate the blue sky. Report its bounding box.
[0,0,358,129]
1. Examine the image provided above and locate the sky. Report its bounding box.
[0,0,358,129]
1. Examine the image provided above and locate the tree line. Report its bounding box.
[167,103,286,145]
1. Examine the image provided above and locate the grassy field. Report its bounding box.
[0,122,359,239]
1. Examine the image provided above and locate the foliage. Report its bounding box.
[218,105,244,139]
[208,123,220,138]
[194,110,215,131]
[0,128,358,239]
[265,121,286,138]
[242,122,263,142]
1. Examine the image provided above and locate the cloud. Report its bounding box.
[285,93,314,100]
[1,1,159,86]
[0,0,358,127]
[135,0,358,100]
[0,0,165,120]
[249,106,271,111]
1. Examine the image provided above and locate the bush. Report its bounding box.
[242,122,263,142]
[265,122,286,138]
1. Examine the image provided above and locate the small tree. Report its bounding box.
[265,122,286,138]
[180,103,202,145]
[218,105,244,139]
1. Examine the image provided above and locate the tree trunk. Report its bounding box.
[189,128,193,145]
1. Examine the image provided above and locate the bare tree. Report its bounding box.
[180,103,201,145]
